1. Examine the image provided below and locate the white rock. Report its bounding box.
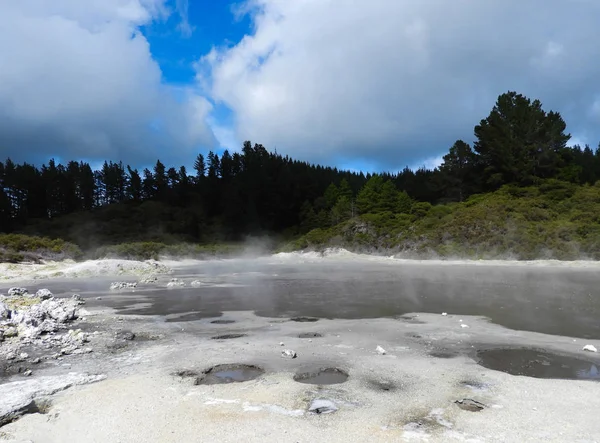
[7,288,28,297]
[19,352,29,359]
[583,344,598,353]
[0,302,10,320]
[35,289,53,300]
[23,370,32,377]
[279,342,285,346]
[308,399,338,414]
[281,349,297,359]
[442,312,448,316]
[0,372,106,426]
[461,324,470,328]
[139,275,158,284]
[166,278,185,288]
[71,294,85,305]
[376,345,387,355]
[190,280,203,287]
[110,281,137,290]
[4,327,18,338]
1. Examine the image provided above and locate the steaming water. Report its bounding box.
[12,253,600,339]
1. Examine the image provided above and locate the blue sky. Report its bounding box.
[1,0,600,173]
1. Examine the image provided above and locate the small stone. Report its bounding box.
[442,312,448,316]
[6,352,17,360]
[376,345,387,355]
[166,278,185,288]
[281,349,297,359]
[110,282,137,290]
[308,399,338,414]
[96,297,102,300]
[115,331,135,341]
[19,352,29,359]
[461,324,470,328]
[30,357,41,364]
[279,342,285,346]
[23,369,33,377]
[583,344,598,353]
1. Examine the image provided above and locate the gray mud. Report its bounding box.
[2,257,600,442]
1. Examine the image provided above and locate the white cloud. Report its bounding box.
[0,0,215,166]
[175,0,193,37]
[200,0,600,170]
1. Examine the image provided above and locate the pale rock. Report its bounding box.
[583,344,598,353]
[7,288,28,297]
[376,345,387,355]
[19,352,29,359]
[281,349,297,359]
[22,370,32,377]
[190,280,203,287]
[139,275,158,284]
[308,399,338,414]
[442,312,448,316]
[71,294,85,305]
[461,324,470,329]
[35,289,53,300]
[0,301,10,319]
[167,278,185,288]
[110,282,137,290]
[4,327,18,338]
[0,372,106,426]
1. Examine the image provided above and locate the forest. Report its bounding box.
[2,91,600,261]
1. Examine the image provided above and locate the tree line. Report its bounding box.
[1,91,600,243]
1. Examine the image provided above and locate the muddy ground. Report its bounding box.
[1,255,600,442]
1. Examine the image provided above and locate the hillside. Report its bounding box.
[286,180,600,260]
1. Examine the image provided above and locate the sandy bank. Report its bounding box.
[1,308,600,442]
[0,259,172,284]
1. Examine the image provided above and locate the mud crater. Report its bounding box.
[298,332,323,338]
[197,364,265,385]
[477,348,600,380]
[290,316,319,323]
[211,333,247,340]
[294,368,349,385]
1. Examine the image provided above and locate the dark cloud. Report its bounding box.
[0,0,216,167]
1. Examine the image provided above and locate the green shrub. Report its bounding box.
[0,234,82,262]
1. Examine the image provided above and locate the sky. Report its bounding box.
[1,0,600,173]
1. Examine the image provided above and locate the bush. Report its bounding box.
[91,242,244,260]
[0,234,82,262]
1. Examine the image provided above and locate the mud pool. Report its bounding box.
[2,254,600,442]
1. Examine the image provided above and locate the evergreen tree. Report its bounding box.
[474,91,571,188]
